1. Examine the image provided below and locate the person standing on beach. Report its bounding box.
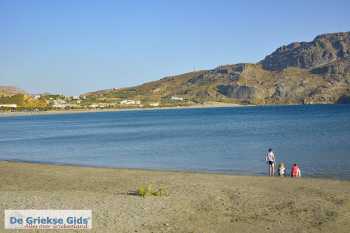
[265,148,276,176]
[291,163,301,177]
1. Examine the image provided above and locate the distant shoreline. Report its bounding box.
[0,103,251,117]
[0,102,344,118]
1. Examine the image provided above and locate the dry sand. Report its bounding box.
[0,103,247,118]
[0,161,349,233]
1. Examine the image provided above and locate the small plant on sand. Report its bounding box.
[136,184,168,198]
[152,187,167,196]
[137,186,147,197]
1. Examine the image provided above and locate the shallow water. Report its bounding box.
[0,105,349,179]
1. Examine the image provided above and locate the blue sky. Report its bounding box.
[0,0,349,95]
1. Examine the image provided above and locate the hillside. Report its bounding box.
[0,86,26,97]
[86,31,350,106]
[0,86,50,110]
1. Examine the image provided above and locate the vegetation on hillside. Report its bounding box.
[0,94,49,110]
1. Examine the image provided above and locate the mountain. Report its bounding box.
[85,31,350,106]
[0,86,27,97]
[88,62,350,106]
[260,32,350,70]
[52,31,344,106]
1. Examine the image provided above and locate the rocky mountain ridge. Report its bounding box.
[260,32,350,71]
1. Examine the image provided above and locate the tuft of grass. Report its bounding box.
[137,186,147,198]
[136,185,168,198]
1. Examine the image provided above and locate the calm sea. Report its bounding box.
[0,105,349,179]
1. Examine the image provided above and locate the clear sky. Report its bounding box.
[0,0,349,95]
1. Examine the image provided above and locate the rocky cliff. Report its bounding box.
[260,32,350,70]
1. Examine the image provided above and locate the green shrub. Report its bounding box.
[136,185,168,198]
[137,186,147,198]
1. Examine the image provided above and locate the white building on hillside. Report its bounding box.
[89,104,98,108]
[0,104,17,108]
[120,99,141,105]
[52,99,67,109]
[149,102,160,107]
[171,96,184,101]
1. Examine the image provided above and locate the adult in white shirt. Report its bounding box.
[265,148,276,176]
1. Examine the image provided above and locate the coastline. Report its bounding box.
[0,103,249,118]
[1,161,349,232]
[1,103,344,118]
[1,159,346,181]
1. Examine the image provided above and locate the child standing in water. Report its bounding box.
[265,148,276,176]
[278,163,286,177]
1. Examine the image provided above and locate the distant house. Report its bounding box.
[33,95,41,99]
[0,104,17,108]
[97,103,109,108]
[88,104,98,108]
[149,102,160,107]
[53,99,66,104]
[120,99,141,105]
[52,99,67,109]
[171,96,184,101]
[72,96,80,100]
[52,104,65,109]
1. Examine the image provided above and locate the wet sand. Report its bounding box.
[0,161,349,233]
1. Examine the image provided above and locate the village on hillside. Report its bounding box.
[0,88,188,112]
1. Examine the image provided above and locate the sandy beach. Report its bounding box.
[0,103,248,118]
[0,161,349,233]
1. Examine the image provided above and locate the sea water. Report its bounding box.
[0,105,349,179]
